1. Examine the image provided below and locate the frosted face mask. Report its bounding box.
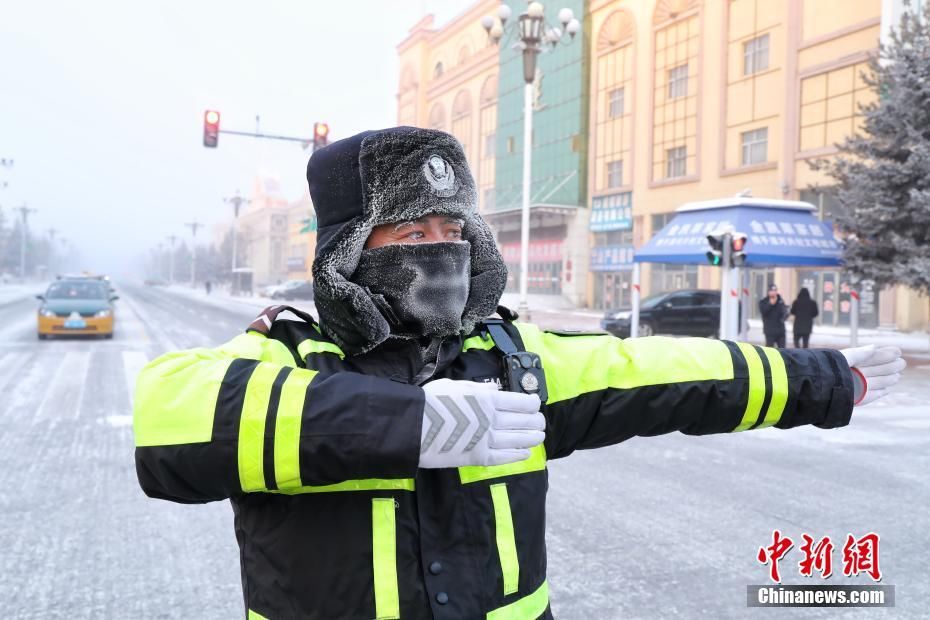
[351,241,471,339]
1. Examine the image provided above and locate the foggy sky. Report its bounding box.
[0,0,473,276]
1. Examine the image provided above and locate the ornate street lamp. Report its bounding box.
[481,2,581,318]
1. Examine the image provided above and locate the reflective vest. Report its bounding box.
[133,311,854,619]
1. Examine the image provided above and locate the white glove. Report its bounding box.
[839,345,906,406]
[419,378,545,468]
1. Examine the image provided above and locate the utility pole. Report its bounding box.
[223,191,251,294]
[185,221,202,286]
[47,228,57,275]
[166,235,177,284]
[14,204,36,280]
[0,157,12,191]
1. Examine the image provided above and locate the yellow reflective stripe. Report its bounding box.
[236,331,300,367]
[272,478,415,495]
[372,498,400,620]
[463,333,496,351]
[134,352,233,447]
[248,610,270,620]
[459,444,547,484]
[237,363,281,492]
[297,338,345,360]
[490,483,520,595]
[515,325,734,405]
[758,348,789,428]
[486,580,549,620]
[733,343,766,432]
[273,369,316,490]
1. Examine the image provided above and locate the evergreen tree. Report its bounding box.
[814,4,930,294]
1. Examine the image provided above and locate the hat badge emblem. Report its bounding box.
[423,154,457,196]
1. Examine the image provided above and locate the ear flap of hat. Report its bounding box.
[461,214,508,334]
[311,219,391,355]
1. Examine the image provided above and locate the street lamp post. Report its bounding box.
[185,221,202,286]
[47,228,57,275]
[481,2,581,319]
[166,235,177,284]
[224,191,251,294]
[14,204,37,280]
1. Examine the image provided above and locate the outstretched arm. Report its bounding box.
[133,332,423,503]
[513,325,856,460]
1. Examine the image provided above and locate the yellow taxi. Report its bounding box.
[37,278,118,339]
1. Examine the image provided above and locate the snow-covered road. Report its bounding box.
[0,282,927,618]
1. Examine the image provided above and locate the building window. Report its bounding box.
[608,87,625,118]
[666,146,687,178]
[743,34,769,76]
[484,133,496,158]
[741,127,768,165]
[507,137,515,154]
[606,160,623,188]
[434,62,444,79]
[668,64,688,99]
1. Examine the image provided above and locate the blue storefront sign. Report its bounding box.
[590,192,632,231]
[590,244,635,272]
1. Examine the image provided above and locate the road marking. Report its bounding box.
[122,350,149,408]
[33,351,91,422]
[104,415,134,428]
[119,289,182,352]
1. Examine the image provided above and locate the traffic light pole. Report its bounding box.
[719,233,731,340]
[218,129,310,144]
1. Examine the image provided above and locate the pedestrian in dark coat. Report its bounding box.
[759,284,788,348]
[790,287,819,348]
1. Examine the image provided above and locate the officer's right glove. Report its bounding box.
[419,378,546,469]
[840,345,906,406]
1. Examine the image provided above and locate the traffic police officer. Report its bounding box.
[133,127,904,619]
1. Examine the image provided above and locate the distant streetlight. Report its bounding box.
[166,235,177,284]
[47,228,58,275]
[480,2,580,318]
[223,190,251,273]
[14,204,37,280]
[185,221,203,286]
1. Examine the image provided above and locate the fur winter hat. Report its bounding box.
[308,126,508,355]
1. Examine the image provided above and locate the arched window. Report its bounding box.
[651,0,701,181]
[480,74,498,105]
[593,10,635,192]
[457,44,472,66]
[653,0,701,25]
[434,61,444,79]
[451,90,473,159]
[428,103,446,131]
[597,9,634,51]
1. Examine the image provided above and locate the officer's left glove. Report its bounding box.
[419,378,545,469]
[839,345,906,406]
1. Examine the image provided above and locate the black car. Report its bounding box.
[601,289,721,338]
[274,280,314,301]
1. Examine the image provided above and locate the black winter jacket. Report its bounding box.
[791,298,820,335]
[759,295,788,337]
[133,312,855,619]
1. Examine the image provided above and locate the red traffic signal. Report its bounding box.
[313,122,330,150]
[731,233,747,252]
[203,110,221,148]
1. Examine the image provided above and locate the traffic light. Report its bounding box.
[730,233,748,267]
[706,231,725,266]
[313,122,329,150]
[203,110,221,148]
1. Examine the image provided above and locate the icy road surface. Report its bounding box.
[0,282,927,618]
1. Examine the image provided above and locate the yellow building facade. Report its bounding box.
[399,0,927,330]
[587,0,925,329]
[397,1,501,213]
